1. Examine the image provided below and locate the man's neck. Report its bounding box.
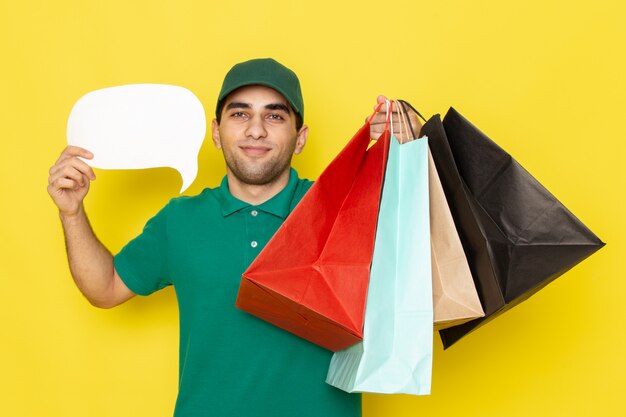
[226,169,291,206]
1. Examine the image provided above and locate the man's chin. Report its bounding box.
[230,166,287,186]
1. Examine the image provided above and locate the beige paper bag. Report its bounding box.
[429,150,484,330]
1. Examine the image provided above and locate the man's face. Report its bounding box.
[211,85,308,186]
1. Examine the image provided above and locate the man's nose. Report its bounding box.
[245,116,267,140]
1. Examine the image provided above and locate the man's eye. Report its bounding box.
[231,112,246,118]
[267,113,284,121]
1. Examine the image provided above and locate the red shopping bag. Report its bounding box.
[236,104,391,351]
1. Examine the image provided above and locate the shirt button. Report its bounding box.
[250,241,258,248]
[251,210,258,217]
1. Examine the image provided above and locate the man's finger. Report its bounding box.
[51,155,96,180]
[69,157,96,180]
[56,146,94,164]
[64,145,94,158]
[369,113,413,125]
[375,95,388,107]
[49,165,86,187]
[49,176,80,192]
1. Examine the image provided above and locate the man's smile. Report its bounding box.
[240,145,272,157]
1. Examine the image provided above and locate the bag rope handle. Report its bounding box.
[367,100,393,136]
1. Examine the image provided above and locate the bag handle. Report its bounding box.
[398,99,427,123]
[398,99,427,141]
[391,99,417,144]
[367,100,393,136]
[398,100,415,142]
[395,100,413,144]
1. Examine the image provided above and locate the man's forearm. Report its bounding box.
[60,206,118,307]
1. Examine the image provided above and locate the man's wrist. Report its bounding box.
[59,206,86,223]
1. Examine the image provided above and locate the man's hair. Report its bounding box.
[215,100,304,131]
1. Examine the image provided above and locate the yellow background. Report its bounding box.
[1,0,624,416]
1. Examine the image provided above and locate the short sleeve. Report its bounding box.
[114,204,172,296]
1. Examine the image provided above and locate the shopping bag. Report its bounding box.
[422,107,605,348]
[429,149,485,330]
[326,106,433,394]
[236,104,391,352]
[395,100,483,330]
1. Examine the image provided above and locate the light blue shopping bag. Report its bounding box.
[326,134,433,395]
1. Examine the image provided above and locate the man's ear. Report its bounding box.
[211,119,222,149]
[294,125,308,155]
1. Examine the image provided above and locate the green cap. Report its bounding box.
[216,58,304,121]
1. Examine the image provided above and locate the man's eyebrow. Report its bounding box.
[225,102,252,110]
[265,103,290,113]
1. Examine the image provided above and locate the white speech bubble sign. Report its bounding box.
[67,84,206,193]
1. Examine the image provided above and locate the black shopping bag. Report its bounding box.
[422,108,605,348]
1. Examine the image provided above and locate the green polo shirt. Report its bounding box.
[114,168,361,417]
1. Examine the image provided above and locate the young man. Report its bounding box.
[48,58,421,416]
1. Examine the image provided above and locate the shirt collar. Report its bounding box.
[217,168,300,218]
